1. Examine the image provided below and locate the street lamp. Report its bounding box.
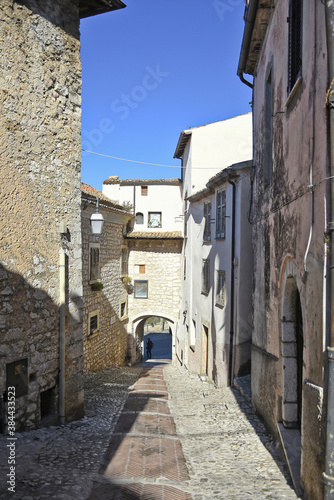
[90,198,104,235]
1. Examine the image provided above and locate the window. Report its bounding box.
[135,264,146,274]
[288,0,302,94]
[216,189,226,239]
[183,256,186,280]
[202,259,210,295]
[148,212,162,228]
[136,212,144,224]
[203,201,211,242]
[88,310,99,336]
[120,247,128,276]
[89,244,100,282]
[141,186,148,196]
[216,271,225,307]
[134,280,148,299]
[120,301,127,318]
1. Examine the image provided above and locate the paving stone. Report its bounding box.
[0,362,300,499]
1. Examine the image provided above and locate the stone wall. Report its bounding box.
[82,205,131,371]
[126,238,183,362]
[0,0,83,430]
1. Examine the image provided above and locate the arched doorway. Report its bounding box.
[281,275,304,429]
[131,315,174,364]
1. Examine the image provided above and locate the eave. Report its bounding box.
[79,0,126,19]
[173,130,192,159]
[237,0,272,81]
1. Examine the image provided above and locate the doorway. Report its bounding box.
[201,325,209,376]
[281,275,304,429]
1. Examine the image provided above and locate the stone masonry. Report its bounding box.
[0,0,83,430]
[81,185,133,372]
[126,237,183,362]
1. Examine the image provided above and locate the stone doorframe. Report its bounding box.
[280,258,305,429]
[130,314,175,364]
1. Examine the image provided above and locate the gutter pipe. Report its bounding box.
[59,247,66,425]
[227,175,236,387]
[237,0,259,89]
[324,1,334,497]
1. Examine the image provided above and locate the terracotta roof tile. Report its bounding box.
[103,177,182,186]
[81,182,128,213]
[126,231,183,239]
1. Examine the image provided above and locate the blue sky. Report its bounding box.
[80,0,252,191]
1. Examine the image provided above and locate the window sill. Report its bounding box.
[215,301,224,309]
[190,345,196,353]
[201,291,209,296]
[285,76,303,109]
[203,240,211,245]
[88,331,99,340]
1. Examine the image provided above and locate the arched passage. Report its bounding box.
[281,275,304,429]
[130,314,175,364]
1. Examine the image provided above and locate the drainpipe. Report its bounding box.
[227,175,236,387]
[59,240,66,425]
[324,1,334,497]
[237,0,259,89]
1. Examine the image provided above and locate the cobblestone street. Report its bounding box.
[0,358,299,499]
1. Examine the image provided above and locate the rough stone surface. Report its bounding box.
[82,203,131,371]
[0,0,83,431]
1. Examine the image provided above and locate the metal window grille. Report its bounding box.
[89,314,98,334]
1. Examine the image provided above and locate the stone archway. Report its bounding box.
[281,274,304,429]
[130,314,175,364]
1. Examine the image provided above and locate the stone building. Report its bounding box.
[81,183,133,371]
[103,177,183,363]
[0,0,125,431]
[173,117,253,387]
[238,0,333,497]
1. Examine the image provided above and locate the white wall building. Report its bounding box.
[175,115,253,387]
[103,177,183,233]
[102,176,183,363]
[174,114,252,197]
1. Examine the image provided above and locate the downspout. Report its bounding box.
[237,0,259,89]
[227,175,236,387]
[59,247,66,425]
[324,1,334,497]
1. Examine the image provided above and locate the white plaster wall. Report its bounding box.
[103,182,183,233]
[182,113,252,197]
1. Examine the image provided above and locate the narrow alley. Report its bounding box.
[0,334,298,499]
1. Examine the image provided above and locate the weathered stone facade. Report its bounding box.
[81,184,133,372]
[238,1,329,498]
[126,236,183,363]
[0,0,85,431]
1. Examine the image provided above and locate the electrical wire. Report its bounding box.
[82,149,234,170]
